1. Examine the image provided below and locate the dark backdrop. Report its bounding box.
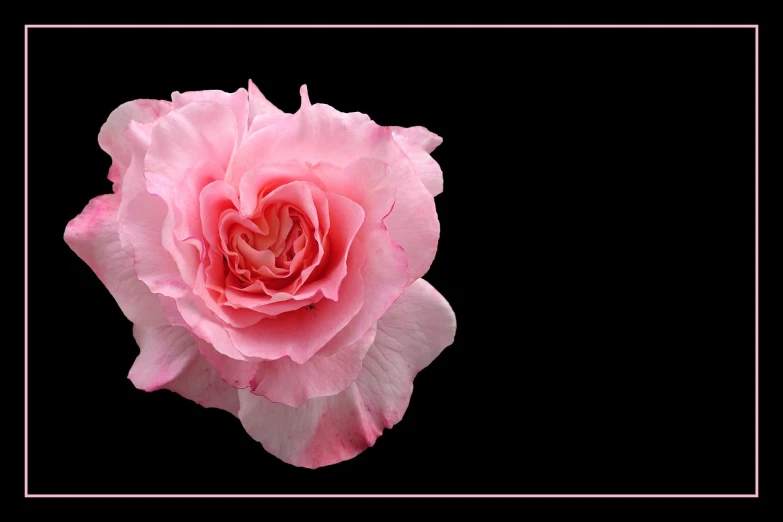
[26,27,756,494]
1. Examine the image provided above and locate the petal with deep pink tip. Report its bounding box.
[237,278,457,468]
[64,193,167,326]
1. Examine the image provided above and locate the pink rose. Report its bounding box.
[64,81,456,468]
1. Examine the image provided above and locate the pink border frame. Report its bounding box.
[23,24,760,499]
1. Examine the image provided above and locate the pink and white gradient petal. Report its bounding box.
[129,324,240,415]
[63,193,168,326]
[237,278,456,468]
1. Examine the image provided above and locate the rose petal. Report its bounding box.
[170,160,225,286]
[166,352,241,415]
[297,191,363,301]
[382,169,440,283]
[172,88,249,144]
[64,193,167,326]
[199,323,376,408]
[237,163,327,217]
[390,125,444,197]
[145,102,238,202]
[248,79,285,126]
[312,159,409,357]
[98,99,172,191]
[129,324,240,415]
[120,190,189,301]
[128,324,201,391]
[237,278,457,468]
[224,245,367,363]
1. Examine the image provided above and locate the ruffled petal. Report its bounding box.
[237,279,456,468]
[64,193,167,326]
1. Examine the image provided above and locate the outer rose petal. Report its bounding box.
[129,324,239,415]
[199,323,377,408]
[390,125,444,197]
[172,88,249,143]
[64,193,167,326]
[144,101,237,202]
[237,278,457,468]
[128,325,201,391]
[248,79,285,128]
[98,99,172,191]
[167,353,241,415]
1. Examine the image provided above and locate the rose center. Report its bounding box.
[220,204,317,289]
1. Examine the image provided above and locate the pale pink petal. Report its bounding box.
[237,164,327,217]
[199,323,376,408]
[251,323,376,407]
[237,279,457,468]
[169,160,225,286]
[120,190,189,301]
[112,120,195,306]
[98,99,172,191]
[390,125,443,154]
[64,193,167,326]
[382,171,439,283]
[247,79,284,126]
[249,112,290,135]
[243,181,326,233]
[390,125,444,196]
[116,119,159,221]
[311,159,395,226]
[172,88,249,143]
[144,102,237,202]
[228,88,379,181]
[128,324,201,391]
[166,352,240,415]
[129,324,240,415]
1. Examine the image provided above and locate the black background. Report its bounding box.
[26,27,755,495]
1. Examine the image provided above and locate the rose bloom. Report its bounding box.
[64,81,456,468]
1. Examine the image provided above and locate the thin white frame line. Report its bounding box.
[23,24,760,499]
[24,24,760,29]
